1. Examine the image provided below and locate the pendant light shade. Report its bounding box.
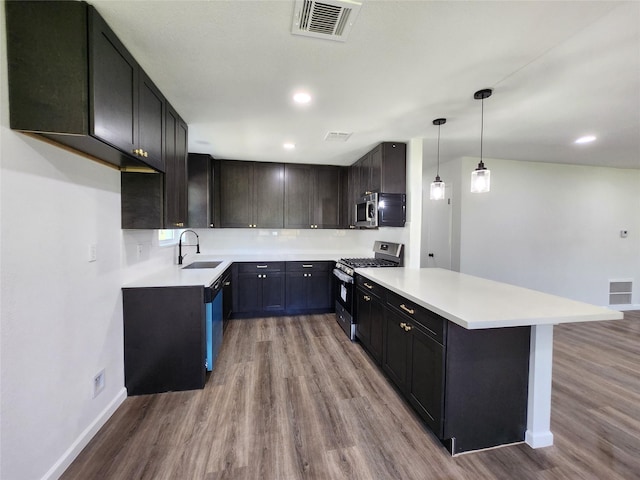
[471,88,492,193]
[430,118,446,200]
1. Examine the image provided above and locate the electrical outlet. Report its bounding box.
[93,369,105,398]
[89,243,97,262]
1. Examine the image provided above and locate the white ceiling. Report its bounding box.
[91,0,640,169]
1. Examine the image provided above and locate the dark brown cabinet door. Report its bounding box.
[254,163,284,228]
[138,71,165,171]
[382,308,410,390]
[356,287,383,363]
[407,325,445,435]
[284,164,340,229]
[187,153,215,228]
[284,164,312,228]
[369,144,383,193]
[220,161,284,228]
[235,273,262,313]
[90,8,138,155]
[261,272,286,312]
[306,270,333,310]
[313,166,341,228]
[220,161,254,228]
[164,105,188,228]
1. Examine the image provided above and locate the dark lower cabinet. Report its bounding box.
[285,262,334,313]
[122,286,206,396]
[384,307,444,435]
[233,262,285,316]
[358,275,531,455]
[355,278,385,364]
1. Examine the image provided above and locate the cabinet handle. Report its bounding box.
[224,282,231,286]
[400,304,415,315]
[400,322,406,329]
[364,295,371,301]
[256,265,268,268]
[404,324,413,332]
[175,222,184,227]
[302,264,313,268]
[363,282,373,290]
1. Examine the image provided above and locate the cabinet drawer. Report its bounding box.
[356,276,385,299]
[286,261,333,272]
[237,262,284,273]
[387,291,445,344]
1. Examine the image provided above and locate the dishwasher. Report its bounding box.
[205,278,223,372]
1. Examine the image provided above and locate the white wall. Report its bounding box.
[0,8,126,479]
[122,226,409,282]
[457,156,640,307]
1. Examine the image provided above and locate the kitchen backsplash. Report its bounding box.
[122,227,409,283]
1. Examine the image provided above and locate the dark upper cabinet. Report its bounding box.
[164,105,188,228]
[219,161,284,228]
[354,142,406,195]
[121,106,187,229]
[6,1,168,171]
[284,164,341,229]
[342,142,406,228]
[187,153,218,228]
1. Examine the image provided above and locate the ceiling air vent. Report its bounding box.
[292,0,362,42]
[325,131,352,142]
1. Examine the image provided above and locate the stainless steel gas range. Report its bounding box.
[333,241,404,340]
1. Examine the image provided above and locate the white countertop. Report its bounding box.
[356,267,623,329]
[123,253,348,288]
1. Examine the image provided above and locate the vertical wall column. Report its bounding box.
[406,137,425,269]
[525,323,555,448]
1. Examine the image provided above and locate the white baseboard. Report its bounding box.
[613,304,640,312]
[41,387,127,480]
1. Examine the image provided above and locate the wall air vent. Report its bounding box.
[291,0,362,42]
[324,131,352,142]
[609,280,633,305]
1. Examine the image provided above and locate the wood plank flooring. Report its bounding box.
[61,311,640,480]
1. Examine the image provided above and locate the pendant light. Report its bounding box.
[430,118,446,200]
[471,88,493,193]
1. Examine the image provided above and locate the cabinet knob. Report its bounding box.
[400,322,407,329]
[364,295,371,301]
[175,222,184,227]
[143,151,148,158]
[404,324,413,332]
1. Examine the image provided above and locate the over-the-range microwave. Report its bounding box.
[355,192,406,228]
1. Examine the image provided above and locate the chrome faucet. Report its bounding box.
[178,230,200,265]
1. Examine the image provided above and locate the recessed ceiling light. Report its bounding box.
[575,135,596,144]
[283,142,296,150]
[293,92,311,104]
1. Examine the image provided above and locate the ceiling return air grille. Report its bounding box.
[292,0,362,42]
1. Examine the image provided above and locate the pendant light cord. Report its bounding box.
[480,97,484,167]
[436,123,441,177]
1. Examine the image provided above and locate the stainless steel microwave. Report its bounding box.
[355,192,406,228]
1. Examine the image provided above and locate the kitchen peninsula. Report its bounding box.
[354,267,623,454]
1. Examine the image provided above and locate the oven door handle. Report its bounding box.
[333,269,354,284]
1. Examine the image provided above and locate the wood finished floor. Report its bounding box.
[61,311,640,480]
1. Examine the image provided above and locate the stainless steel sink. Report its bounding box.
[182,261,222,269]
